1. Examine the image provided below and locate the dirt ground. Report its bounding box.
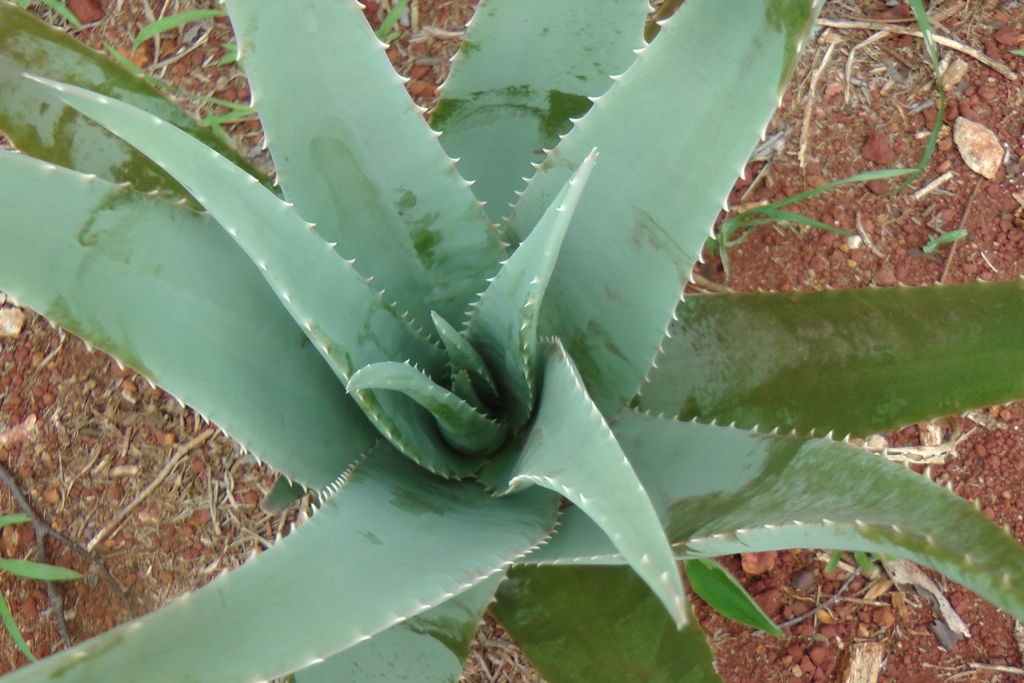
[3,0,1024,681]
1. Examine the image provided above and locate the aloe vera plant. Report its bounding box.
[3,0,1024,680]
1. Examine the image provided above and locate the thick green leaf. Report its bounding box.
[260,475,307,514]
[347,362,507,456]
[294,573,502,683]
[0,149,375,490]
[491,566,721,683]
[529,412,1024,622]
[0,559,81,581]
[506,0,821,416]
[431,312,499,409]
[433,0,649,223]
[0,446,558,683]
[466,150,597,432]
[223,0,506,330]
[638,281,1024,437]
[684,558,781,636]
[39,77,483,477]
[485,343,688,627]
[0,4,268,205]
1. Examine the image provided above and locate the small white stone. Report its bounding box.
[0,307,26,337]
[846,235,863,250]
[954,117,1003,180]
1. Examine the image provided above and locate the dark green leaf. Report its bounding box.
[639,281,1024,437]
[684,558,781,636]
[491,566,721,683]
[0,4,270,205]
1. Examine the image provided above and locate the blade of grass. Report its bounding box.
[374,0,408,43]
[0,559,82,581]
[15,0,81,28]
[894,0,945,192]
[0,593,35,662]
[923,229,968,254]
[132,9,228,50]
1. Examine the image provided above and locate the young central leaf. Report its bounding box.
[465,149,598,433]
[347,361,507,456]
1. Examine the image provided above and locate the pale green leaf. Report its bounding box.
[347,362,506,456]
[294,573,501,683]
[223,0,506,329]
[491,566,721,683]
[0,447,558,683]
[506,0,822,416]
[0,149,375,490]
[466,150,597,432]
[529,413,1024,622]
[37,76,483,477]
[433,0,649,223]
[431,312,499,409]
[485,343,688,627]
[638,281,1024,437]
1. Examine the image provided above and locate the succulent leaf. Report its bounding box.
[36,76,489,477]
[530,412,1024,622]
[0,4,269,205]
[222,0,506,330]
[506,0,822,416]
[261,475,307,514]
[347,362,507,456]
[491,566,721,683]
[294,573,502,683]
[484,341,688,628]
[466,149,597,432]
[431,311,500,408]
[0,446,559,683]
[433,0,649,224]
[684,558,781,636]
[0,149,375,490]
[638,282,1024,437]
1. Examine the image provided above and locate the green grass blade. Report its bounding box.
[897,0,944,191]
[491,566,721,683]
[347,362,507,455]
[224,0,506,330]
[373,0,408,42]
[15,0,80,27]
[0,559,81,581]
[432,0,649,224]
[132,9,227,49]
[0,5,270,205]
[0,447,558,683]
[0,593,35,662]
[506,0,822,417]
[638,281,1024,437]
[466,150,597,432]
[684,558,782,636]
[0,149,377,491]
[294,573,501,683]
[0,515,30,528]
[485,342,688,627]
